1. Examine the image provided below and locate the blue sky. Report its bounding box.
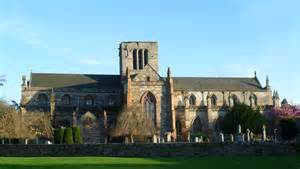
[0,0,299,104]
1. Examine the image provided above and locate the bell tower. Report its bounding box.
[119,41,158,77]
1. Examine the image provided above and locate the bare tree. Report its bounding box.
[24,112,53,140]
[0,101,53,142]
[0,104,34,140]
[111,105,156,143]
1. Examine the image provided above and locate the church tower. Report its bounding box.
[119,41,158,77]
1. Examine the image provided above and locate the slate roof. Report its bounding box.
[30,73,266,92]
[30,73,121,90]
[173,77,266,91]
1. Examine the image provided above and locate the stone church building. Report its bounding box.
[20,41,280,143]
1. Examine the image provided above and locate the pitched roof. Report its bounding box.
[30,73,121,90]
[173,77,266,91]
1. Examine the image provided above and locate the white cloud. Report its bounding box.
[0,17,70,56]
[79,58,115,66]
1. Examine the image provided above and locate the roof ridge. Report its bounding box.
[32,73,120,76]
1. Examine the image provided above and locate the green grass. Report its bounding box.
[0,156,299,169]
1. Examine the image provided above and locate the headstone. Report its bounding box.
[235,125,245,144]
[152,135,157,143]
[195,137,199,143]
[250,132,254,141]
[273,129,278,143]
[220,133,224,143]
[238,124,242,134]
[125,137,129,144]
[187,132,191,143]
[164,132,172,142]
[246,129,251,142]
[25,139,28,145]
[230,134,234,143]
[262,125,267,142]
[200,136,203,143]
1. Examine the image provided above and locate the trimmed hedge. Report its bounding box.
[72,126,83,144]
[63,127,74,144]
[54,128,65,144]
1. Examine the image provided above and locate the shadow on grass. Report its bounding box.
[0,156,299,169]
[0,164,174,169]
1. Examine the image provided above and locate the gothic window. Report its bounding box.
[37,93,49,105]
[144,49,149,66]
[250,94,258,107]
[189,94,196,106]
[133,49,137,70]
[211,94,217,107]
[61,94,71,105]
[85,95,94,106]
[143,92,156,124]
[231,94,239,106]
[138,49,143,69]
[190,116,202,134]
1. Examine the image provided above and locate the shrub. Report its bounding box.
[63,127,74,144]
[221,103,266,134]
[54,128,64,144]
[279,118,298,140]
[72,126,83,144]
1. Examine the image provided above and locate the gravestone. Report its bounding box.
[235,124,245,144]
[262,125,267,142]
[230,134,234,143]
[246,129,251,142]
[273,129,278,143]
[219,133,224,143]
[164,132,172,142]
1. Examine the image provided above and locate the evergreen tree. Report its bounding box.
[221,103,266,134]
[63,127,74,144]
[72,126,83,144]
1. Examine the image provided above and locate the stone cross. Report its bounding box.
[246,128,251,142]
[220,133,224,143]
[238,124,242,134]
[262,125,267,142]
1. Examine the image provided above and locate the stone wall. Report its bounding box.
[0,143,297,157]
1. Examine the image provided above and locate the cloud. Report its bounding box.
[0,17,70,56]
[79,58,116,66]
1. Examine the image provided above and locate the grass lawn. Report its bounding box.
[0,156,299,169]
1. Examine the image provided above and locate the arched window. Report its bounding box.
[85,95,94,106]
[133,49,137,70]
[231,94,239,106]
[190,116,202,134]
[144,49,149,66]
[38,93,49,105]
[211,94,217,107]
[189,94,196,106]
[250,94,258,107]
[143,92,156,124]
[61,94,71,105]
[138,49,143,69]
